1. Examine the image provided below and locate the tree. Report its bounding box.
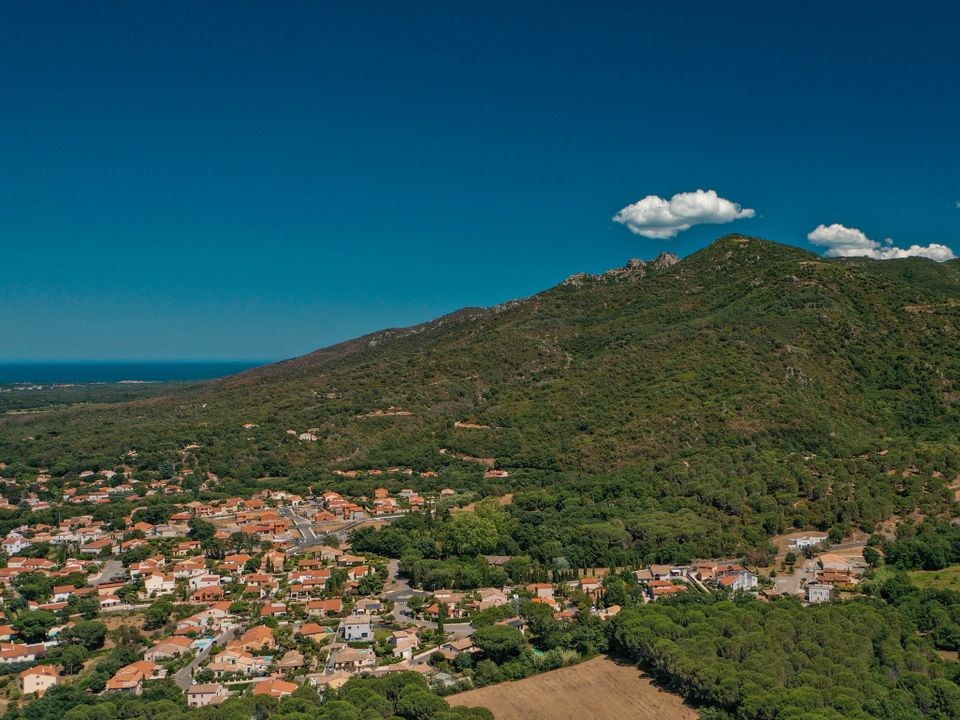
[396,689,449,720]
[68,593,102,620]
[189,517,216,542]
[144,600,173,630]
[63,620,107,650]
[471,625,525,663]
[443,513,498,557]
[13,609,57,642]
[60,644,89,674]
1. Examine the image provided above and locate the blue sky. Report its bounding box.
[2,1,958,361]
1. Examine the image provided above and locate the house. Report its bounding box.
[277,649,305,673]
[792,535,828,550]
[18,665,59,696]
[193,585,225,603]
[99,595,122,610]
[209,648,270,677]
[2,537,31,555]
[144,572,177,597]
[579,577,602,597]
[306,598,343,616]
[233,625,276,651]
[144,635,193,662]
[52,585,76,603]
[80,539,115,556]
[260,602,287,618]
[175,541,202,557]
[186,682,228,707]
[341,613,373,641]
[634,568,654,584]
[717,569,759,592]
[648,580,688,600]
[317,546,343,562]
[297,623,331,641]
[806,584,834,604]
[391,631,420,660]
[0,643,46,664]
[821,570,852,585]
[327,645,376,673]
[478,587,509,610]
[527,583,554,599]
[104,660,165,694]
[354,597,383,614]
[649,564,683,581]
[188,574,221,592]
[309,672,352,694]
[252,678,298,698]
[597,605,621,620]
[438,637,477,660]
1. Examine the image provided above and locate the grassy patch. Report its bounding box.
[908,565,960,591]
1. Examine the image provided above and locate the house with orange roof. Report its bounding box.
[233,625,276,652]
[104,660,165,694]
[252,678,298,698]
[18,665,58,696]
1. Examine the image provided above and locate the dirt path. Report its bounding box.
[449,656,698,720]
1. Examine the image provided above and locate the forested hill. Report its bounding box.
[3,234,960,498]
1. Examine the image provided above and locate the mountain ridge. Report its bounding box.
[2,234,960,485]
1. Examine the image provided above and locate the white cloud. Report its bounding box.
[807,223,955,262]
[612,189,755,239]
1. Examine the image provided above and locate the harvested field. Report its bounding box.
[449,656,699,720]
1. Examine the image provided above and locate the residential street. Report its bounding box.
[383,560,473,639]
[89,558,125,584]
[173,625,236,690]
[280,507,405,553]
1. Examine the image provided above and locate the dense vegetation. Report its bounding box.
[885,522,960,572]
[609,595,960,720]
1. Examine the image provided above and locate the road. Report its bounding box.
[383,560,472,639]
[90,558,125,585]
[173,625,236,690]
[280,507,405,554]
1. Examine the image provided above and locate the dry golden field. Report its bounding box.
[449,656,699,720]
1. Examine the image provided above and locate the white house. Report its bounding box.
[792,535,827,550]
[144,573,177,597]
[341,613,373,642]
[717,570,759,592]
[806,584,834,604]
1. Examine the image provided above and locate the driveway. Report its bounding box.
[775,558,817,597]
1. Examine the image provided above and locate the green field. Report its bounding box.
[908,565,960,591]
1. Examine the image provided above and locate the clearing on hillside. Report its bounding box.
[449,656,698,720]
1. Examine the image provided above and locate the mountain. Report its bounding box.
[4,234,960,480]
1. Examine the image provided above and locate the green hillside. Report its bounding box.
[2,235,959,562]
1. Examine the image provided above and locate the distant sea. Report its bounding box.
[0,361,267,385]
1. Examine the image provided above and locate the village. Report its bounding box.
[0,464,871,708]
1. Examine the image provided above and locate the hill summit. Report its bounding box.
[2,233,960,486]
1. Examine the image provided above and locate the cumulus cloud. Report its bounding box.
[612,189,755,239]
[807,223,955,262]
